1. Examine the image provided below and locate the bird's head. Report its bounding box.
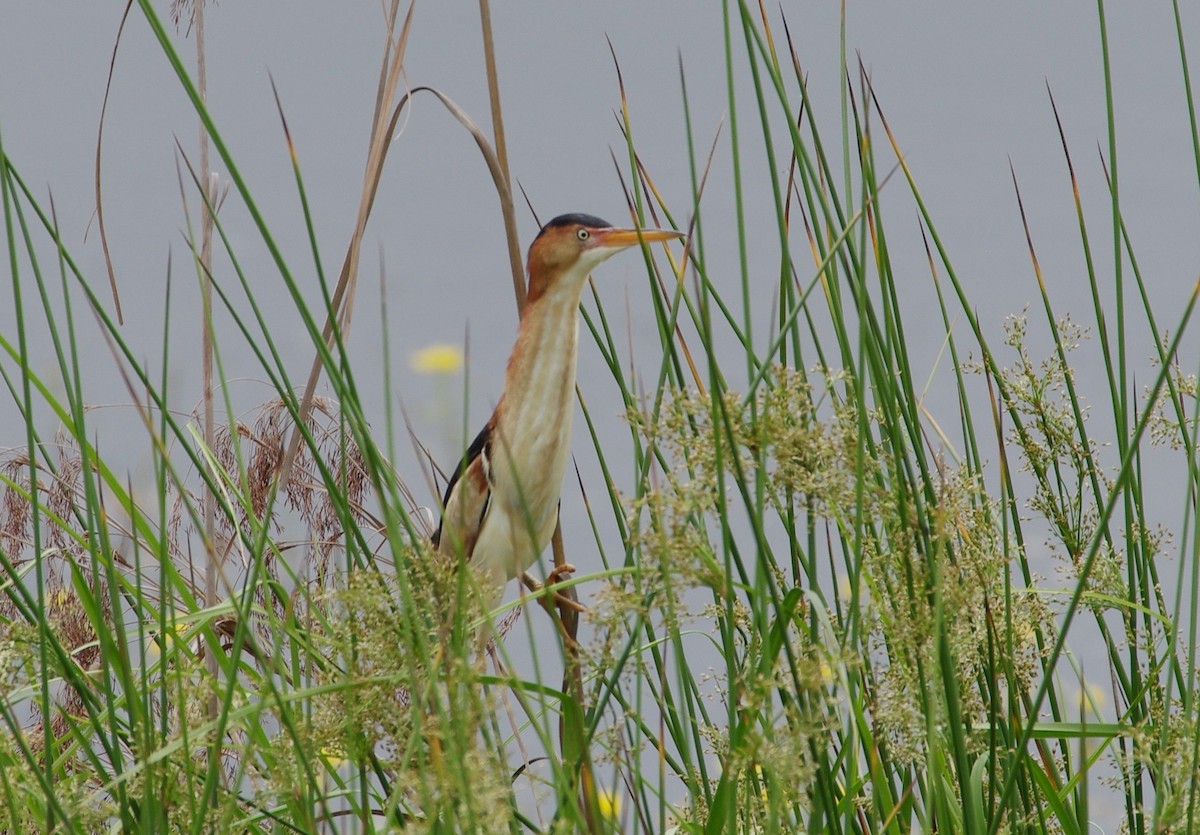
[526,213,681,303]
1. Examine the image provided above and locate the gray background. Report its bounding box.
[2,2,1198,822]
[2,4,1195,461]
[2,4,1195,450]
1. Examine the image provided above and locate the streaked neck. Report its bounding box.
[501,283,583,430]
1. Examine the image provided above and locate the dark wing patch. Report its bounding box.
[432,423,493,554]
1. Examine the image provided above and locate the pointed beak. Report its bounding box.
[594,227,684,248]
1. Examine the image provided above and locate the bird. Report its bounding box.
[432,213,682,610]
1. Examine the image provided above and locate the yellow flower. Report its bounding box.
[409,343,464,374]
[1083,682,1108,713]
[838,574,853,602]
[146,622,192,665]
[753,764,768,804]
[319,747,348,771]
[596,787,622,822]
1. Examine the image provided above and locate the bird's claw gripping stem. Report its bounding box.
[522,565,587,614]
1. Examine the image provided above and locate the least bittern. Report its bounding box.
[433,213,682,607]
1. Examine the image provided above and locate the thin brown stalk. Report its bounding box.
[92,1,133,325]
[193,0,221,725]
[277,1,414,488]
[477,4,593,828]
[477,0,525,312]
[609,44,707,394]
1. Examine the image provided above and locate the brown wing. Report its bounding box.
[433,423,493,559]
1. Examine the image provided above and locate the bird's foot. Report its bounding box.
[522,565,587,614]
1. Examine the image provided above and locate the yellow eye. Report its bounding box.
[576,228,590,241]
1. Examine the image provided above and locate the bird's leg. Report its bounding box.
[522,565,587,614]
[523,568,581,649]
